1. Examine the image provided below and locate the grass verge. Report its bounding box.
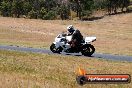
[0,50,132,88]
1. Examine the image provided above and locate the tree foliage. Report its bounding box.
[0,1,11,16]
[0,0,130,20]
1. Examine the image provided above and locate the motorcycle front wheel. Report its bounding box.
[50,43,62,53]
[81,44,95,56]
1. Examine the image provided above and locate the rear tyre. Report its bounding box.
[50,43,62,53]
[81,44,95,56]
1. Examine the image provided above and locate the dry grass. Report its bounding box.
[0,28,51,48]
[0,13,132,55]
[0,50,132,88]
[0,13,132,88]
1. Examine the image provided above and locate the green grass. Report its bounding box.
[0,50,132,88]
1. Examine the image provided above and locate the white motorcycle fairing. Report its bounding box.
[50,34,96,56]
[85,36,96,44]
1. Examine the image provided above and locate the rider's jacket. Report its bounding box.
[71,29,83,44]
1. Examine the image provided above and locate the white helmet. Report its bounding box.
[67,25,74,30]
[67,25,75,34]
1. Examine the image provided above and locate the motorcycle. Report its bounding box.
[50,33,96,56]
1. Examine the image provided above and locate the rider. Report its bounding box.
[67,25,83,49]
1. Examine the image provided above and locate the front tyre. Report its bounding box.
[50,43,62,53]
[81,44,95,56]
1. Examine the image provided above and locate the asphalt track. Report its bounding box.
[0,45,132,62]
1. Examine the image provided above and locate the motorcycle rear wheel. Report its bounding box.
[81,44,95,56]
